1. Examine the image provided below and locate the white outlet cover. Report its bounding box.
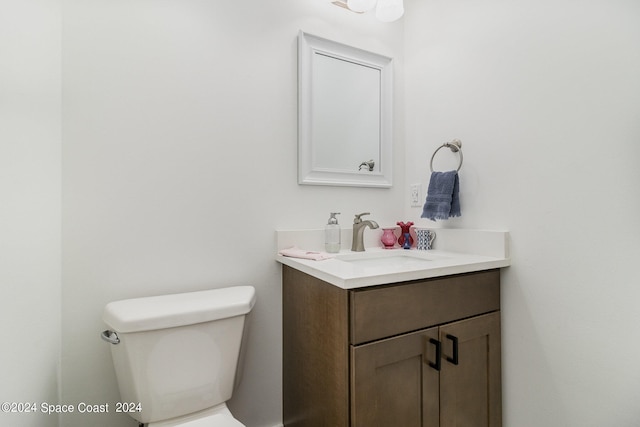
[410,184,422,207]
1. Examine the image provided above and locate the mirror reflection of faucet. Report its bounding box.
[358,159,375,172]
[351,212,379,252]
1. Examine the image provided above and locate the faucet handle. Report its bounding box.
[354,212,371,223]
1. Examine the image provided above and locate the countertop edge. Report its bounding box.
[276,253,510,289]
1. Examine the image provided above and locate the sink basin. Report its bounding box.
[334,250,434,269]
[276,229,511,289]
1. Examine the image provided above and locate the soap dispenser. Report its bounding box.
[325,212,341,253]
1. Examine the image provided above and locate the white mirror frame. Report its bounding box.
[298,31,393,188]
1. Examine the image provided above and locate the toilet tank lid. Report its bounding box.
[103,286,256,333]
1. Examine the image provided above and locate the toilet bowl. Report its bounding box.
[101,286,256,426]
[148,404,244,427]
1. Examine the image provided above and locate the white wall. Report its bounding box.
[0,1,62,426]
[404,0,640,425]
[60,1,403,426]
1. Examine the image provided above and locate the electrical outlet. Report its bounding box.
[410,184,422,207]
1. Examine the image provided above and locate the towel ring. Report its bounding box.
[430,139,463,172]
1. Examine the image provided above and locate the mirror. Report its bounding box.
[298,31,393,187]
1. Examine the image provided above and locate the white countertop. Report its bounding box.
[275,229,511,289]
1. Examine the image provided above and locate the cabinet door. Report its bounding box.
[440,312,502,427]
[351,327,440,427]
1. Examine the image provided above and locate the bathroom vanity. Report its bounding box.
[277,229,510,427]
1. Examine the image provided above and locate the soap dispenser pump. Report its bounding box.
[325,212,341,253]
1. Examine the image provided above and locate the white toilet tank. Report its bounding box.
[102,286,256,425]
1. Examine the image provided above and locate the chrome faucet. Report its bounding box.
[351,212,379,252]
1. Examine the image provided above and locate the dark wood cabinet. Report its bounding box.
[351,326,440,427]
[283,266,502,427]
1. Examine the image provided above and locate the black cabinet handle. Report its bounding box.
[446,334,459,365]
[428,338,441,371]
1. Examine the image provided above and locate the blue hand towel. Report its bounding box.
[421,171,461,221]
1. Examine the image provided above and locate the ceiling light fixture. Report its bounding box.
[332,0,404,22]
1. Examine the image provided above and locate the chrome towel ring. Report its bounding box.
[430,139,463,172]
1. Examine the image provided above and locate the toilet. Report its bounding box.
[101,286,256,426]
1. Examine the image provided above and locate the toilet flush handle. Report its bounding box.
[101,330,120,345]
